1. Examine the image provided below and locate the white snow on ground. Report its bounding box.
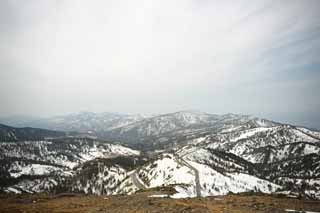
[108,144,140,156]
[56,160,78,169]
[72,165,128,195]
[171,185,196,198]
[229,143,253,158]
[116,175,139,195]
[186,160,280,196]
[180,146,246,172]
[179,146,212,162]
[0,140,140,173]
[138,154,280,198]
[5,187,22,194]
[1,139,141,194]
[303,144,320,154]
[290,129,319,143]
[297,127,320,139]
[9,163,64,178]
[142,154,195,187]
[230,127,271,142]
[7,178,59,193]
[220,125,243,133]
[243,142,320,164]
[136,154,198,198]
[148,194,168,198]
[191,137,207,145]
[113,111,219,138]
[78,144,139,162]
[242,154,263,164]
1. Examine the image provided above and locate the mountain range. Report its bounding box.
[0,111,319,199]
[0,112,150,133]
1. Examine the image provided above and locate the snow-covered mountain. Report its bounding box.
[1,111,320,199]
[101,111,280,150]
[134,152,280,198]
[102,111,220,139]
[59,156,148,195]
[4,112,150,133]
[203,125,320,163]
[172,123,320,198]
[0,137,140,194]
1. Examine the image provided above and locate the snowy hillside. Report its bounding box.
[188,125,320,163]
[1,111,320,199]
[62,156,147,195]
[0,138,140,193]
[101,111,278,148]
[135,153,279,198]
[102,111,220,142]
[174,123,320,198]
[0,138,139,168]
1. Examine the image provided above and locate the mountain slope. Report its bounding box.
[1,111,320,199]
[134,152,279,198]
[101,111,220,142]
[188,125,320,163]
[101,111,279,149]
[6,112,150,133]
[261,153,320,199]
[58,156,147,195]
[177,122,320,198]
[0,138,140,193]
[1,112,147,132]
[0,124,66,141]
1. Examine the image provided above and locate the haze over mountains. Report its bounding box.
[0,110,319,199]
[1,1,319,210]
[0,112,150,132]
[2,111,318,132]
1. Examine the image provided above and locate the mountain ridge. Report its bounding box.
[0,111,319,199]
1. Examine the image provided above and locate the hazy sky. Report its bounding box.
[1,0,320,128]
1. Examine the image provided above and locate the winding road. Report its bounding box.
[174,154,202,198]
[130,171,146,190]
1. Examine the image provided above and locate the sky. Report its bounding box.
[1,0,320,128]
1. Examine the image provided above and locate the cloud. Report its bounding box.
[0,0,320,128]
